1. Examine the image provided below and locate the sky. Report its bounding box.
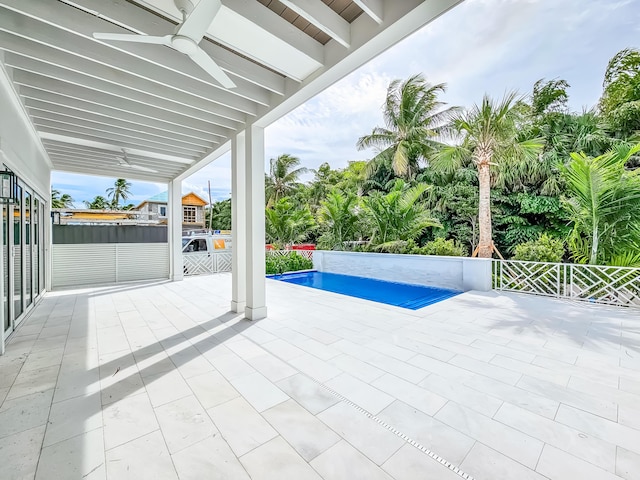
[51,0,640,206]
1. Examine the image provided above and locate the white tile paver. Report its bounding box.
[311,440,394,480]
[239,436,323,480]
[1,276,639,480]
[262,399,340,461]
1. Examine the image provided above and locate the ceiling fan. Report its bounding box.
[93,0,236,89]
[116,150,158,173]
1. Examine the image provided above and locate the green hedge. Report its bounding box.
[266,253,313,275]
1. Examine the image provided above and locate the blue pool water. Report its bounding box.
[269,271,461,310]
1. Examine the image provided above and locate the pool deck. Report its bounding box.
[1,273,639,479]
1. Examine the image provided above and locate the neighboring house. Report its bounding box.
[136,191,208,230]
[51,209,153,225]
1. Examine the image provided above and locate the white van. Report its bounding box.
[182,233,232,275]
[182,233,232,253]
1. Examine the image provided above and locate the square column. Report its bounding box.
[230,131,246,313]
[244,124,267,320]
[168,179,183,281]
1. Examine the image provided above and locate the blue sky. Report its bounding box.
[52,0,640,206]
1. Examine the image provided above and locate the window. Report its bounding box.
[183,206,196,223]
[183,238,207,252]
[159,205,167,217]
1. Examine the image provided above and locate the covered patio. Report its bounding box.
[1,275,639,479]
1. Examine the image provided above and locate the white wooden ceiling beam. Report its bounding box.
[72,0,287,95]
[34,121,204,159]
[40,131,195,163]
[48,153,180,176]
[49,152,179,173]
[352,0,384,24]
[25,96,214,144]
[5,52,242,130]
[0,37,247,128]
[49,160,173,183]
[27,102,213,149]
[279,0,351,48]
[13,74,232,137]
[38,125,200,160]
[41,139,193,165]
[29,113,213,155]
[0,0,273,106]
[0,9,263,115]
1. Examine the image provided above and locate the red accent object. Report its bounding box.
[291,244,316,250]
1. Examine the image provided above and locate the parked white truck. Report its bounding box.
[182,232,232,275]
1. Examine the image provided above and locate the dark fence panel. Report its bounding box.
[53,225,168,244]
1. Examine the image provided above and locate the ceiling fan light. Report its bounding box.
[171,35,198,55]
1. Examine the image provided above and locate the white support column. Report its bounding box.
[230,131,246,313]
[244,124,267,320]
[168,179,183,281]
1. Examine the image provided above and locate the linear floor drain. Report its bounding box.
[308,376,475,480]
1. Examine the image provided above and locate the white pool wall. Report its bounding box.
[312,251,492,292]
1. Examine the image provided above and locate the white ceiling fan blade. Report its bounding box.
[176,0,221,41]
[189,47,236,88]
[93,33,171,45]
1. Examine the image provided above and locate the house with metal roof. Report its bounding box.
[136,191,209,230]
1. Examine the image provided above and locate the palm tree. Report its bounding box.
[84,195,109,209]
[51,189,74,208]
[357,74,458,179]
[363,179,440,247]
[106,178,132,209]
[265,154,308,206]
[433,92,544,258]
[562,143,640,266]
[317,190,361,250]
[265,197,315,247]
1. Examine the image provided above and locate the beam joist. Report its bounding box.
[279,0,351,48]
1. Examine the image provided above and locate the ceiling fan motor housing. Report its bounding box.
[174,0,195,17]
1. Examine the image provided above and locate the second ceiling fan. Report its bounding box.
[93,0,236,89]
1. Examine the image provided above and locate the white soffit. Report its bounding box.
[0,0,465,183]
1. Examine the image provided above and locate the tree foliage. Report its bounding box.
[600,48,640,138]
[265,197,315,247]
[51,189,74,208]
[106,178,132,209]
[357,74,456,179]
[363,180,440,247]
[561,144,640,265]
[265,154,308,206]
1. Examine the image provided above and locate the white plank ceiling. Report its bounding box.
[0,0,463,182]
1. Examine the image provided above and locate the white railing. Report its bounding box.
[266,250,314,261]
[493,260,640,307]
[183,251,232,276]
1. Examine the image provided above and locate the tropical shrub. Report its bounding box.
[418,237,466,257]
[363,179,440,247]
[316,190,360,250]
[561,144,640,265]
[265,253,313,275]
[265,197,315,248]
[512,234,564,263]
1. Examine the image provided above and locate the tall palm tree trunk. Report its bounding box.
[477,161,493,258]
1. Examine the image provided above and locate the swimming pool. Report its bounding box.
[269,271,461,310]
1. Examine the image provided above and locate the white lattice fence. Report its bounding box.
[183,251,232,275]
[266,250,314,261]
[494,260,640,307]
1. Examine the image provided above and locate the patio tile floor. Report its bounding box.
[1,273,640,479]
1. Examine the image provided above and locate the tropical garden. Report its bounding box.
[261,48,640,267]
